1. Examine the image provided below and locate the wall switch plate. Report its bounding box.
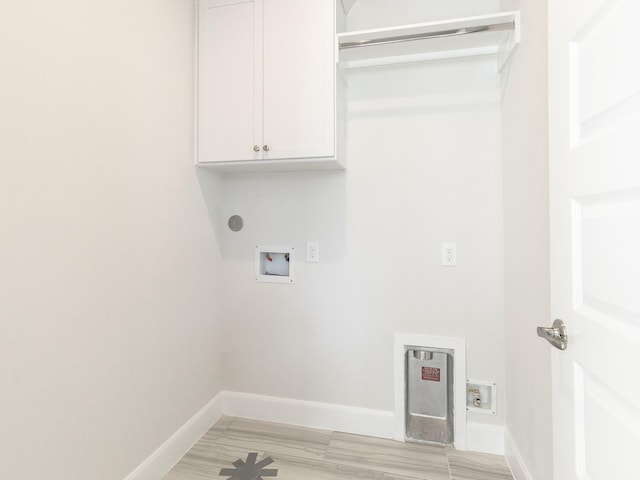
[306,241,320,263]
[441,242,457,266]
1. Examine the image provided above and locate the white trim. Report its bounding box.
[222,391,395,439]
[123,392,224,480]
[466,422,504,455]
[194,0,200,166]
[504,428,535,480]
[393,333,467,450]
[126,390,507,478]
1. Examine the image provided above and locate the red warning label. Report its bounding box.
[422,367,441,382]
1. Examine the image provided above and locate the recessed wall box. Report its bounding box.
[255,246,295,284]
[466,379,496,415]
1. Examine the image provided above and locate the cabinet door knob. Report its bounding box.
[253,145,260,152]
[263,145,270,152]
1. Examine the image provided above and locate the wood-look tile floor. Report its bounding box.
[164,416,514,480]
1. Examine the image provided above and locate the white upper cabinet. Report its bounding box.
[263,0,336,162]
[197,0,344,173]
[198,0,257,164]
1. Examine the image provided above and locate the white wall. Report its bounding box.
[501,0,553,478]
[0,1,224,479]
[220,0,506,428]
[345,0,500,30]
[0,0,533,474]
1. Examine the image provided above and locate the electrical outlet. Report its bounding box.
[306,241,320,263]
[441,242,457,266]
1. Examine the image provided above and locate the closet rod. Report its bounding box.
[339,22,514,50]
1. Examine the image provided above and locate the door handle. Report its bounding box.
[537,319,568,350]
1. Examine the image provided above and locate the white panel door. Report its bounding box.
[549,0,640,478]
[198,0,262,163]
[262,0,335,160]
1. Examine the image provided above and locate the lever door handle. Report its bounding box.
[537,319,568,350]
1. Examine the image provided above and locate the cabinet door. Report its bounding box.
[262,0,335,160]
[198,0,262,163]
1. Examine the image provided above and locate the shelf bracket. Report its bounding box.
[340,0,356,15]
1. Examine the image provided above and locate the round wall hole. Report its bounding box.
[228,215,244,232]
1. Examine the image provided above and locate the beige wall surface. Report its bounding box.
[0,0,553,476]
[0,1,224,478]
[501,0,553,478]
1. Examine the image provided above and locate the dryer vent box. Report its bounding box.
[255,246,295,284]
[405,347,454,445]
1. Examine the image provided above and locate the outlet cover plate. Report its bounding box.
[306,241,320,263]
[441,242,457,266]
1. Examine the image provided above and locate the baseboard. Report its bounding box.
[123,392,224,480]
[222,391,396,440]
[125,391,507,479]
[223,392,504,455]
[466,422,504,455]
[504,428,535,480]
